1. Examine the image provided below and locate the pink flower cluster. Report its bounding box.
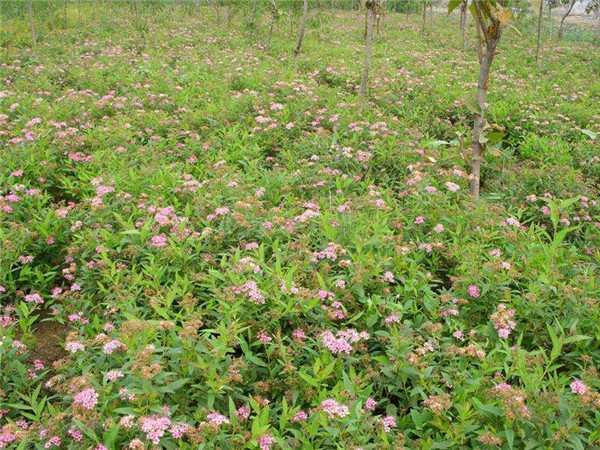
[73,388,98,410]
[232,280,265,304]
[570,380,588,395]
[491,304,516,339]
[379,415,397,433]
[258,434,277,450]
[321,328,369,355]
[140,415,171,444]
[320,398,350,418]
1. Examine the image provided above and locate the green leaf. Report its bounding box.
[582,129,598,140]
[448,0,463,14]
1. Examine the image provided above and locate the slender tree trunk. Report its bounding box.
[360,4,376,94]
[250,0,258,39]
[475,17,484,63]
[26,0,37,45]
[429,2,433,29]
[49,0,55,30]
[421,1,426,37]
[558,0,575,41]
[548,5,553,37]
[265,15,275,51]
[535,0,543,66]
[460,1,467,51]
[470,37,500,198]
[293,0,308,70]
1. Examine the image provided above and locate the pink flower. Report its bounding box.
[150,234,168,248]
[445,182,460,192]
[291,411,307,422]
[25,293,44,304]
[103,339,126,354]
[66,341,85,353]
[170,423,189,438]
[258,434,277,450]
[73,388,98,410]
[206,412,230,426]
[106,370,125,381]
[414,216,425,224]
[235,406,250,420]
[44,436,61,448]
[467,285,480,298]
[379,415,397,433]
[140,415,171,444]
[257,330,272,344]
[320,398,350,418]
[570,380,588,395]
[365,398,376,411]
[381,271,394,283]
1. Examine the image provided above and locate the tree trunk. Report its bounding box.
[429,2,433,29]
[558,0,575,41]
[49,0,55,30]
[265,15,275,51]
[26,0,37,45]
[250,0,258,39]
[470,37,500,198]
[460,1,466,51]
[548,5,552,37]
[293,0,308,71]
[421,1,426,37]
[535,0,543,66]
[360,4,376,94]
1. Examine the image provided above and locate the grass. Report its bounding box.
[1,2,600,449]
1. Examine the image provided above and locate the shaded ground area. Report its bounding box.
[30,315,66,367]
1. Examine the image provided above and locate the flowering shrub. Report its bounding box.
[1,4,600,449]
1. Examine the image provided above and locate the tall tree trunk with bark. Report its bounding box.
[293,0,308,70]
[460,1,467,50]
[27,0,37,45]
[469,1,503,198]
[360,2,377,94]
[535,0,543,66]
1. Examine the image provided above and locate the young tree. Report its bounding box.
[293,0,309,70]
[448,0,515,198]
[557,0,579,40]
[264,0,280,52]
[422,0,428,36]
[360,0,382,93]
[26,0,37,45]
[535,0,544,65]
[460,0,468,50]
